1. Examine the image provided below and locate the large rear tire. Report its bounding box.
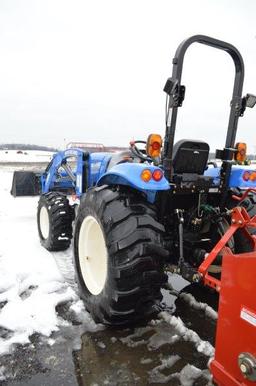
[37,192,74,251]
[73,186,168,326]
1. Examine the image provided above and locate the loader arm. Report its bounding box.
[41,148,89,196]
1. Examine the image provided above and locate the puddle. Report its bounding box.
[2,280,216,386]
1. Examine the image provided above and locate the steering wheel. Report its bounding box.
[129,140,152,162]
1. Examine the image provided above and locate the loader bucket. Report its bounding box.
[11,171,41,197]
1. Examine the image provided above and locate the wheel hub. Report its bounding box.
[78,215,108,295]
[40,206,50,239]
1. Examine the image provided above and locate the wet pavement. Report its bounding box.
[1,277,217,386]
[0,165,217,385]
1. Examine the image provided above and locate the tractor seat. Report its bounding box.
[172,139,209,175]
[107,150,133,171]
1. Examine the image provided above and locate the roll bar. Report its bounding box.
[163,35,245,180]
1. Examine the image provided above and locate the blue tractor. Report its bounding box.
[24,35,256,325]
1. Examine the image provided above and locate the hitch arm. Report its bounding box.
[198,206,256,292]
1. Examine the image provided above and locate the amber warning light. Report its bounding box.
[141,169,163,182]
[146,134,162,158]
[235,142,247,163]
[243,170,256,182]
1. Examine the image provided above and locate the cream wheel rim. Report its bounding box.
[40,206,50,239]
[78,215,108,295]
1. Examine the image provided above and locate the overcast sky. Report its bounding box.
[0,0,256,152]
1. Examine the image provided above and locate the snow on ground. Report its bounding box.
[179,292,218,320]
[0,166,216,385]
[148,357,211,385]
[159,311,215,357]
[0,150,54,163]
[0,169,98,357]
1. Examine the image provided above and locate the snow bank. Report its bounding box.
[179,364,211,386]
[147,324,180,350]
[179,292,218,320]
[148,357,210,385]
[0,170,97,356]
[120,326,152,348]
[159,311,215,357]
[148,355,180,383]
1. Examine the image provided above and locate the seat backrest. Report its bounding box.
[172,139,209,175]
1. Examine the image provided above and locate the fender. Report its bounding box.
[97,163,170,202]
[204,165,256,188]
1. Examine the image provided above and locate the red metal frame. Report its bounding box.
[197,191,256,385]
[232,188,256,202]
[210,249,256,385]
[198,205,256,291]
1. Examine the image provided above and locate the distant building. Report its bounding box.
[66,142,128,153]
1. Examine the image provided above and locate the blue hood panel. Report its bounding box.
[204,165,256,188]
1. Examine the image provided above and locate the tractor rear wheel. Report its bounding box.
[37,192,74,251]
[73,186,168,326]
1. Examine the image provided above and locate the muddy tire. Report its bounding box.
[73,186,168,326]
[37,192,74,251]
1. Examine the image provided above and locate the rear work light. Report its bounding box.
[245,93,256,108]
[242,170,256,181]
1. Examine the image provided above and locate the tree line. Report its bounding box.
[0,144,58,151]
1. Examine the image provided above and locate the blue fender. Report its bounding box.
[228,166,256,188]
[204,165,256,188]
[97,163,170,203]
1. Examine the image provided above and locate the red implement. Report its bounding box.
[198,206,256,292]
[210,250,256,385]
[197,203,256,385]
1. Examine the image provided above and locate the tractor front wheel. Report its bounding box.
[73,186,168,326]
[37,192,74,251]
